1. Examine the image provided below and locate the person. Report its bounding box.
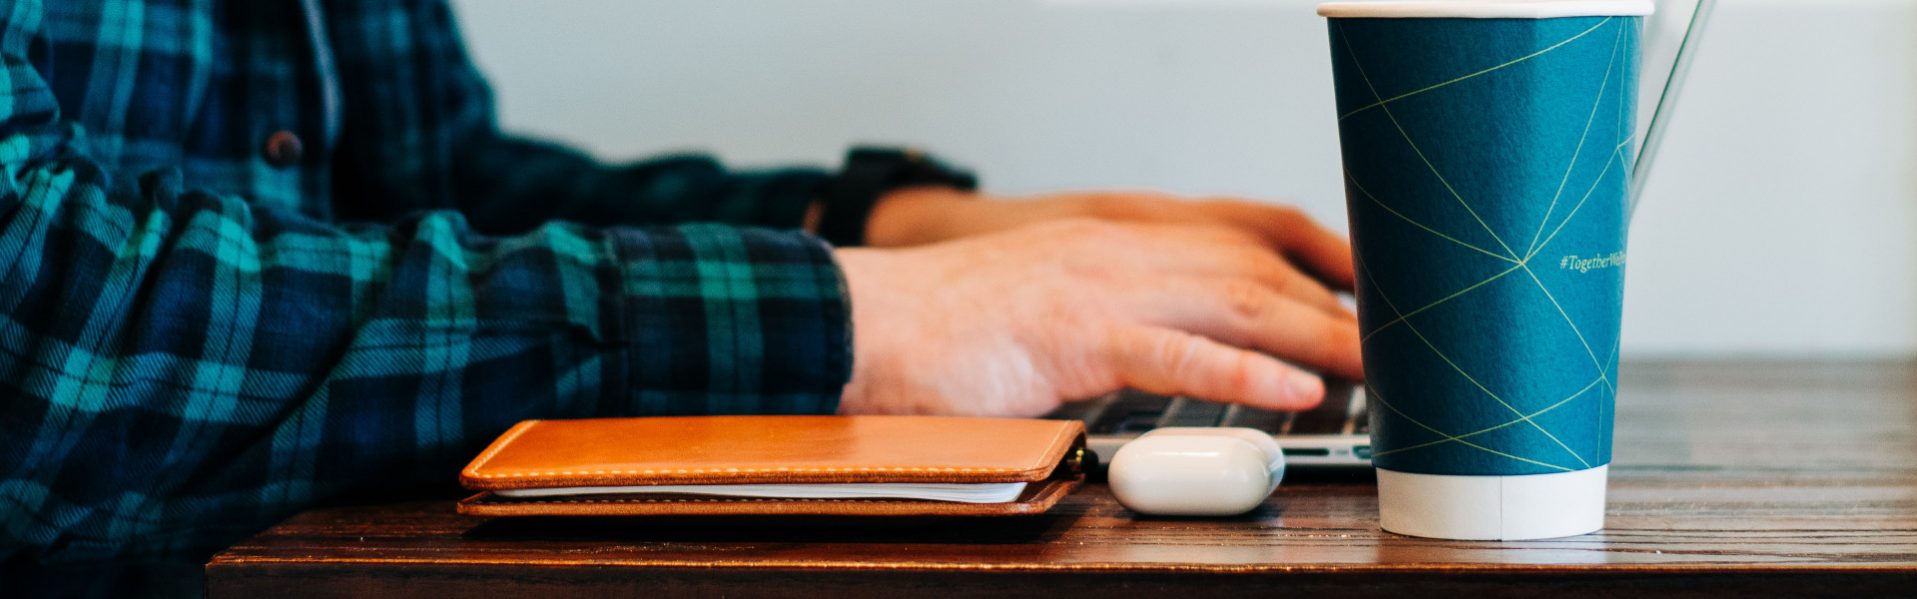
[0,0,1361,587]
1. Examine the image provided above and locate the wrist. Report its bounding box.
[830,247,901,414]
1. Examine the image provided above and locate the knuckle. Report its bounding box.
[1154,331,1206,376]
[1220,280,1268,320]
[1222,350,1260,398]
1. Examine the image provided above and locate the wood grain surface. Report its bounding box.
[205,360,1917,597]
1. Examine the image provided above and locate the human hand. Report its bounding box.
[863,187,1355,291]
[834,219,1362,417]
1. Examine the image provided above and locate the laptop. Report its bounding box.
[1052,381,1374,467]
[1047,0,1717,468]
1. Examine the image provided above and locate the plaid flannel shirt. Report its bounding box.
[0,0,855,569]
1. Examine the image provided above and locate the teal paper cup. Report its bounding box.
[1318,0,1651,540]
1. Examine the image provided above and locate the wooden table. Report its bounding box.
[205,360,1917,597]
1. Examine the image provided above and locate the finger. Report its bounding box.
[1203,201,1357,292]
[1199,249,1352,322]
[1280,213,1358,292]
[1110,225,1352,320]
[1143,278,1364,381]
[1104,326,1326,411]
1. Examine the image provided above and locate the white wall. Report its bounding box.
[453,0,1917,357]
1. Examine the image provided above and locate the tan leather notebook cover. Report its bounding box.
[457,415,1087,517]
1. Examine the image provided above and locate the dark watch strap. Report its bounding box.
[816,147,977,247]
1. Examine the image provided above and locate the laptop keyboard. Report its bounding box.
[1050,383,1370,437]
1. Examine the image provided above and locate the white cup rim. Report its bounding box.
[1318,1,1654,19]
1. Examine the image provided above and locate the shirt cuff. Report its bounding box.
[608,224,851,415]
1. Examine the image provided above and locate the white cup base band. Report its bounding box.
[1376,465,1608,540]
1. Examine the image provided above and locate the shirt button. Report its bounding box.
[262,130,304,167]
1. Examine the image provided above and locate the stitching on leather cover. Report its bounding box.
[455,478,1082,517]
[483,497,893,505]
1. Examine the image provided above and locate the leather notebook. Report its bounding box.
[458,415,1088,517]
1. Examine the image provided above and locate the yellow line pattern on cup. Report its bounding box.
[1340,29,1522,262]
[1369,376,1603,459]
[1525,138,1633,264]
[1520,264,1615,398]
[1338,17,1615,121]
[1344,170,1519,264]
[1357,252,1594,469]
[1360,262,1524,345]
[1365,385,1577,472]
[1526,24,1625,258]
[1337,17,1637,469]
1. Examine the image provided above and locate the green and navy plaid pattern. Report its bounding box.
[0,0,852,569]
